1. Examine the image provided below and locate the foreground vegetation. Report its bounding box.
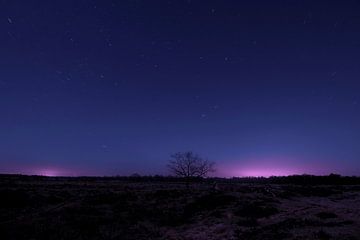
[1,174,360,239]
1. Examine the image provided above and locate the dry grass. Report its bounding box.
[1,176,360,239]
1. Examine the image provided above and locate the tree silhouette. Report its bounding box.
[167,151,215,178]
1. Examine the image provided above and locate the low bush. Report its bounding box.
[235,201,279,218]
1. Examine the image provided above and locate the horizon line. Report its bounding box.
[0,172,356,178]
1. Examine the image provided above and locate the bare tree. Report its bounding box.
[167,151,215,178]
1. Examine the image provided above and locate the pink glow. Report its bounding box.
[28,166,103,177]
[0,163,92,177]
[35,168,66,177]
[17,167,78,177]
[236,168,303,177]
[218,155,335,177]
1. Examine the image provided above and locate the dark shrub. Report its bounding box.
[235,201,279,218]
[209,209,224,218]
[45,194,65,205]
[298,186,340,197]
[0,189,30,208]
[152,189,184,200]
[84,191,136,205]
[316,211,338,219]
[314,230,332,240]
[238,227,291,240]
[324,220,354,227]
[184,193,237,215]
[237,217,258,227]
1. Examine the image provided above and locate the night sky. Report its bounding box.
[1,0,360,177]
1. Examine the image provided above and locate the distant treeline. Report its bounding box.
[228,174,360,185]
[1,173,360,185]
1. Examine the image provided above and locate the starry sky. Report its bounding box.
[1,0,360,177]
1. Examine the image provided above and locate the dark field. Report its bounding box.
[1,175,360,240]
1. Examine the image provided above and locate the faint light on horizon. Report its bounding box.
[2,165,110,177]
[32,167,80,177]
[36,169,63,177]
[236,168,303,177]
[218,156,329,177]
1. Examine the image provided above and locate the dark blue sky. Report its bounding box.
[1,0,360,176]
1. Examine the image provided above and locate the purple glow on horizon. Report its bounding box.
[217,156,336,177]
[0,155,344,177]
[235,168,303,177]
[35,168,66,177]
[0,164,93,177]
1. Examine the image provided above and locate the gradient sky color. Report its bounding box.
[1,0,360,177]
